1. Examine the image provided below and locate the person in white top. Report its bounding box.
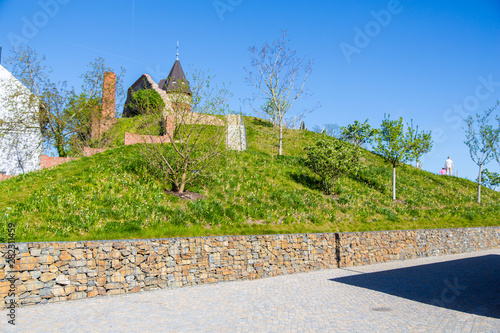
[445,157,453,176]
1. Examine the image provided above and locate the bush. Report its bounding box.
[129,89,165,117]
[304,139,361,194]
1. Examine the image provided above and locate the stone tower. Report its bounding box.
[158,55,192,115]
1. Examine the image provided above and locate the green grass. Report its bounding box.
[1,115,499,242]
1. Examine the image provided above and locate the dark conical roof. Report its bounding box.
[161,59,191,94]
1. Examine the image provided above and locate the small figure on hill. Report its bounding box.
[445,156,453,176]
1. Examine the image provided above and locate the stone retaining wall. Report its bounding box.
[1,227,498,309]
[338,227,500,267]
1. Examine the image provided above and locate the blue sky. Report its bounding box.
[1,0,499,181]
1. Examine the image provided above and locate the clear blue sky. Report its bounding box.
[1,0,499,181]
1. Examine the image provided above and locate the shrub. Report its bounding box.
[304,139,361,194]
[129,89,165,117]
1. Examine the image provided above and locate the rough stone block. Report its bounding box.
[40,272,56,282]
[52,286,65,297]
[59,252,72,262]
[55,274,71,285]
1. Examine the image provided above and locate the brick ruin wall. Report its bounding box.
[124,133,172,145]
[0,155,75,181]
[82,147,107,157]
[0,226,498,309]
[0,174,13,181]
[123,115,175,146]
[40,155,76,170]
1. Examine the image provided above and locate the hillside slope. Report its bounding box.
[1,116,499,242]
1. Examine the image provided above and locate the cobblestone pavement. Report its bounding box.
[2,249,499,333]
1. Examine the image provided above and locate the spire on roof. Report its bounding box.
[160,49,191,95]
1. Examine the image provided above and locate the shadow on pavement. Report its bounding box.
[330,255,500,318]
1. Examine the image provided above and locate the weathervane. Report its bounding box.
[176,41,179,60]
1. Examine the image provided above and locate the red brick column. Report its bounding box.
[91,72,117,139]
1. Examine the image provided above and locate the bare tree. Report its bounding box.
[312,123,341,138]
[244,30,316,155]
[138,70,231,194]
[464,102,500,203]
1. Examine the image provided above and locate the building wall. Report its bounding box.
[1,227,498,309]
[0,65,42,176]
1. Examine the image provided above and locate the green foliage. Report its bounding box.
[406,120,433,168]
[304,139,361,194]
[464,102,500,203]
[374,115,410,168]
[373,115,412,200]
[340,119,377,146]
[479,169,500,190]
[4,46,126,157]
[129,89,165,117]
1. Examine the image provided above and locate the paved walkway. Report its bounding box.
[2,249,499,332]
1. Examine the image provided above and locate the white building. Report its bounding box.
[0,64,42,175]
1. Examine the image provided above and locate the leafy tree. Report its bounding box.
[478,169,500,191]
[245,30,316,155]
[373,115,411,201]
[405,120,433,168]
[140,70,231,193]
[129,89,165,117]
[4,46,125,157]
[495,113,500,169]
[79,57,126,117]
[340,119,377,146]
[68,57,126,155]
[464,102,500,203]
[304,139,361,194]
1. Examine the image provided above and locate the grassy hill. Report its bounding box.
[1,116,499,242]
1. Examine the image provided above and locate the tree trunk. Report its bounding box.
[477,164,482,204]
[392,166,396,201]
[178,170,187,194]
[56,136,66,157]
[278,121,283,156]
